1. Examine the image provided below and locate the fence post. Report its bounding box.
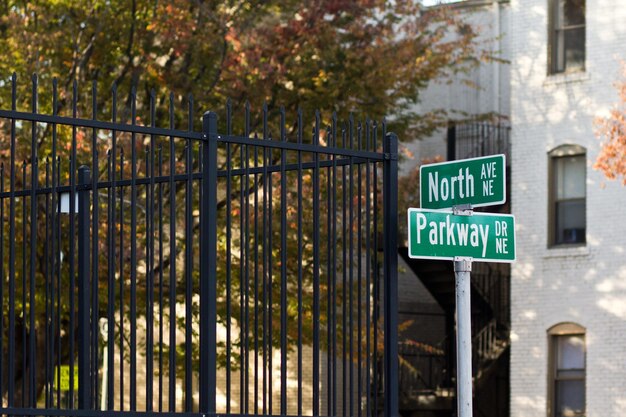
[200,112,218,413]
[383,133,398,417]
[77,165,92,410]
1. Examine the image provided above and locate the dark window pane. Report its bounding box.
[556,379,585,416]
[564,27,585,71]
[563,0,585,26]
[556,200,585,244]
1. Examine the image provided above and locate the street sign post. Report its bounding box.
[411,155,513,417]
[408,207,516,417]
[407,208,515,263]
[420,154,506,210]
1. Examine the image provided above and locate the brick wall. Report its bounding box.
[509,1,626,416]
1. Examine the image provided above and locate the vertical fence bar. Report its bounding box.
[365,121,372,417]
[383,133,398,417]
[312,111,321,417]
[55,157,62,408]
[69,80,78,409]
[184,96,194,413]
[0,165,3,406]
[225,100,233,414]
[348,116,354,417]
[44,159,50,408]
[267,133,274,415]
[109,84,118,411]
[239,105,247,414]
[21,162,26,408]
[50,80,58,410]
[279,107,288,416]
[325,122,334,417]
[130,88,138,412]
[118,150,125,411]
[90,81,100,405]
[357,122,363,417]
[331,116,338,417]
[253,132,260,416]
[167,94,176,412]
[200,111,218,413]
[157,145,164,412]
[29,74,38,408]
[78,165,92,410]
[374,126,380,406]
[261,103,269,415]
[341,127,348,417]
[8,73,16,408]
[106,149,115,411]
[296,108,304,416]
[146,91,156,412]
[243,107,251,415]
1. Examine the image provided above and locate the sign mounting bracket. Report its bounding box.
[453,204,473,216]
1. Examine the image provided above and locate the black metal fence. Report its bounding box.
[0,74,398,417]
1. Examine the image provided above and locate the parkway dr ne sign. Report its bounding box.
[420,154,506,210]
[407,208,516,263]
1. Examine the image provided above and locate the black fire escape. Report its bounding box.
[398,122,511,417]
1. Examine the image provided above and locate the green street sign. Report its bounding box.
[420,154,506,209]
[407,208,516,263]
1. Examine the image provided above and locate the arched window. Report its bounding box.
[548,144,586,246]
[547,323,586,417]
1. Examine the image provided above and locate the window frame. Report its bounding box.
[548,144,586,247]
[548,0,586,75]
[547,323,586,417]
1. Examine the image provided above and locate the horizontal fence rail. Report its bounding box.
[0,74,398,417]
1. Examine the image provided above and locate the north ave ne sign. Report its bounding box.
[420,154,506,209]
[407,208,515,262]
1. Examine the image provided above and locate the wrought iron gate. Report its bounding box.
[0,74,398,417]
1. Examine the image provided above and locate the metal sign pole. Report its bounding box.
[410,155,516,417]
[454,256,473,417]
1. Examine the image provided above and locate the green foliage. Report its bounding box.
[0,0,492,138]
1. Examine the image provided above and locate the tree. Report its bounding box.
[0,0,496,409]
[595,63,626,185]
[0,0,492,137]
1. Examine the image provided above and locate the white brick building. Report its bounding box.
[401,1,626,416]
[509,1,626,417]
